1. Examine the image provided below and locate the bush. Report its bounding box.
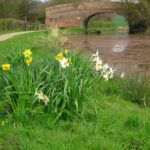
[0,49,94,123]
[0,18,45,31]
[40,29,69,53]
[0,18,27,31]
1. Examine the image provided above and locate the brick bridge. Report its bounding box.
[45,2,126,29]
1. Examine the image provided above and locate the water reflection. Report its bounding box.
[112,41,128,53]
[68,33,150,73]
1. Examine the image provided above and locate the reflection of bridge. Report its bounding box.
[45,2,127,29]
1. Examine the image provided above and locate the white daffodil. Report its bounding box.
[102,64,109,71]
[92,51,99,62]
[96,59,103,71]
[109,67,114,74]
[35,91,44,100]
[60,57,69,69]
[35,91,49,106]
[108,67,114,79]
[109,72,114,79]
[120,72,125,79]
[92,51,99,58]
[101,64,109,75]
[103,73,109,81]
[42,95,49,106]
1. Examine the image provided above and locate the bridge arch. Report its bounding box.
[83,11,115,30]
[83,10,129,33]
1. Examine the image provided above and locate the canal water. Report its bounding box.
[68,32,150,73]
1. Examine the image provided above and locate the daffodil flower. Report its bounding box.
[56,53,64,62]
[92,51,99,62]
[35,91,49,106]
[23,49,32,58]
[96,59,103,71]
[102,64,109,71]
[120,72,125,79]
[64,49,69,54]
[26,57,32,65]
[103,73,109,81]
[2,64,11,71]
[60,57,69,68]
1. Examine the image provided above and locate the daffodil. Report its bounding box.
[23,49,32,58]
[120,72,125,79]
[109,72,114,79]
[64,49,69,54]
[60,57,69,68]
[103,73,109,81]
[96,59,103,71]
[92,51,99,62]
[35,91,49,106]
[26,57,32,65]
[2,64,11,71]
[92,51,99,58]
[102,64,109,71]
[56,53,64,62]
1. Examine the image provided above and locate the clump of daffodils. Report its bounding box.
[56,50,70,69]
[2,64,11,71]
[35,91,49,106]
[23,49,32,65]
[92,51,115,81]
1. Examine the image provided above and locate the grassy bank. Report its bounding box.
[88,21,117,31]
[0,31,150,150]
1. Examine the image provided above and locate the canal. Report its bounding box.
[69,32,150,73]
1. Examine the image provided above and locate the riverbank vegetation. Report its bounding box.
[124,0,150,34]
[0,31,150,149]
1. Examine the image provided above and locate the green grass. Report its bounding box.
[0,31,49,62]
[1,80,150,150]
[59,28,87,34]
[0,32,150,149]
[88,21,117,31]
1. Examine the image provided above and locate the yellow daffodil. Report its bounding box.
[56,53,64,62]
[64,49,69,54]
[26,57,32,65]
[23,49,32,58]
[2,64,11,71]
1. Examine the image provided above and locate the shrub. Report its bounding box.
[40,29,69,53]
[0,18,45,31]
[0,49,94,122]
[0,18,26,31]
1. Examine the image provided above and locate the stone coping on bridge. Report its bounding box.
[46,2,123,13]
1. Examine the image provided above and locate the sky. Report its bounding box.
[40,0,49,2]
